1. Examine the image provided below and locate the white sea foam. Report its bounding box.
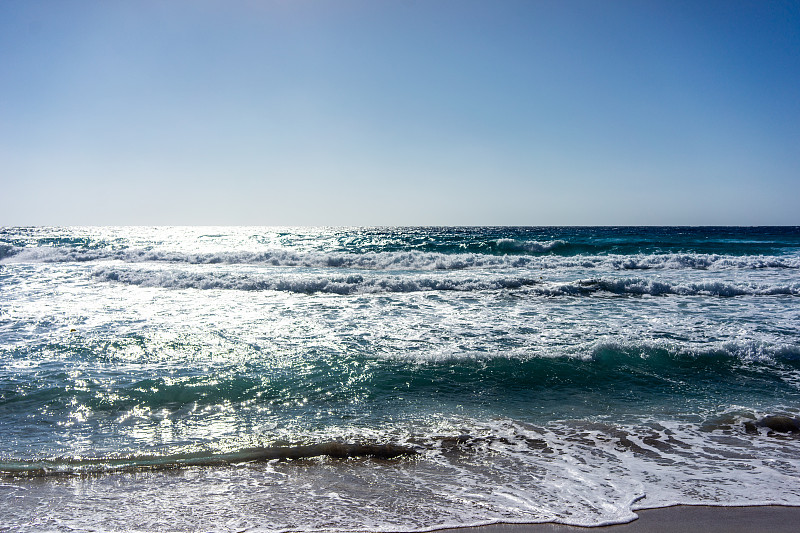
[90,265,541,294]
[495,238,568,253]
[607,253,800,270]
[3,414,800,532]
[3,245,799,272]
[90,265,800,297]
[551,277,800,297]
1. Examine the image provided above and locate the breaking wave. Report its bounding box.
[1,442,418,477]
[547,277,800,297]
[3,245,800,271]
[494,238,568,253]
[91,267,542,294]
[90,266,800,296]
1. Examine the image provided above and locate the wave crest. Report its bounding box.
[4,245,799,272]
[91,266,800,297]
[561,277,800,297]
[0,442,417,477]
[91,267,541,294]
[495,238,567,253]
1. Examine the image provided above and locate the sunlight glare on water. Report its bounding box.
[1,226,800,531]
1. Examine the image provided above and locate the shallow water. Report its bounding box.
[1,226,799,531]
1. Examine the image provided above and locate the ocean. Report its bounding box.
[1,226,799,531]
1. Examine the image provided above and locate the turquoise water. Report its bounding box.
[1,226,800,531]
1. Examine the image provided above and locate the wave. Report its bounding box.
[3,415,799,531]
[606,254,800,270]
[380,339,800,388]
[90,267,542,294]
[548,277,800,297]
[0,342,800,477]
[0,442,418,477]
[5,339,797,415]
[4,405,797,480]
[494,238,567,253]
[1,246,537,269]
[0,244,15,261]
[4,244,799,272]
[90,266,800,297]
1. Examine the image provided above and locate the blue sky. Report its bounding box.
[1,0,798,225]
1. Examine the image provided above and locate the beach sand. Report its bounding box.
[432,505,800,533]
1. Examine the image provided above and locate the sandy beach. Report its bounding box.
[433,505,800,533]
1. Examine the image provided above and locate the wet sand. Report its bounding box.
[431,505,800,533]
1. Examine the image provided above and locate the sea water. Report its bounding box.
[1,226,799,531]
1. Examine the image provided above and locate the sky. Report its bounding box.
[1,0,798,226]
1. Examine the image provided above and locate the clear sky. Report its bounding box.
[1,0,798,226]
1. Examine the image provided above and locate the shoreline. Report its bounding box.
[428,505,800,533]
